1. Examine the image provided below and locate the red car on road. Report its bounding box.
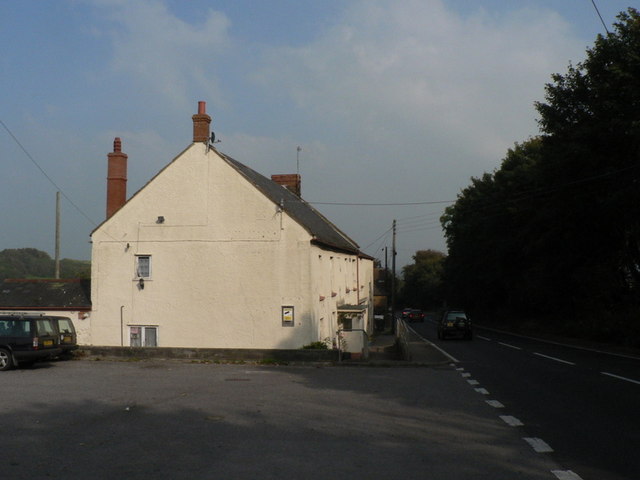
[401,309,425,323]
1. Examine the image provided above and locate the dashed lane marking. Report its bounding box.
[461,372,471,377]
[477,335,492,341]
[485,400,505,408]
[533,352,576,366]
[552,470,584,480]
[499,415,524,427]
[523,437,554,453]
[498,341,522,350]
[475,387,490,395]
[601,371,640,385]
[467,379,480,385]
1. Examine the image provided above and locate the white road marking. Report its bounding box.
[467,379,480,385]
[533,352,576,366]
[486,400,505,408]
[461,372,471,377]
[552,470,584,480]
[523,437,553,453]
[455,367,465,371]
[407,325,460,363]
[477,325,640,360]
[601,371,640,385]
[477,335,492,341]
[498,341,522,350]
[499,415,524,427]
[475,387,490,395]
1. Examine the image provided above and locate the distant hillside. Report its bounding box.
[0,248,90,281]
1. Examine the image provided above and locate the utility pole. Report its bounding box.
[384,246,388,273]
[54,191,60,279]
[391,219,397,333]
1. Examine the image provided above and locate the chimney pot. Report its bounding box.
[113,137,121,153]
[192,100,212,143]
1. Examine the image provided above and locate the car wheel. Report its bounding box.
[0,348,14,371]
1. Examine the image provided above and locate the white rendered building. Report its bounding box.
[89,102,373,351]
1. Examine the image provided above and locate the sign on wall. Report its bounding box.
[282,306,294,327]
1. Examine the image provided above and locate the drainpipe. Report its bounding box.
[120,305,125,346]
[356,255,360,304]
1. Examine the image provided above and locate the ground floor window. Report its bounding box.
[130,326,158,347]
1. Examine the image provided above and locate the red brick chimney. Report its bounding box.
[106,137,128,219]
[192,100,211,143]
[271,174,301,197]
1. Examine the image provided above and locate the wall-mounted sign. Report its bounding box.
[282,306,294,327]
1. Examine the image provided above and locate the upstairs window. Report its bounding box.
[136,255,151,278]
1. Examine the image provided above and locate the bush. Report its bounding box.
[302,341,328,350]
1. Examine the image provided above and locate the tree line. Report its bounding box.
[0,248,90,282]
[437,9,640,347]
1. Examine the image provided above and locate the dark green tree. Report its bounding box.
[442,9,640,344]
[534,8,640,311]
[400,249,446,310]
[0,248,90,281]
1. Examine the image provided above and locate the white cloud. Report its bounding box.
[245,0,588,264]
[256,0,583,170]
[93,0,232,111]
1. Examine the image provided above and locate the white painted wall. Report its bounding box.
[90,143,373,350]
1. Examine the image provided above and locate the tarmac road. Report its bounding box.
[3,357,577,479]
[412,316,640,480]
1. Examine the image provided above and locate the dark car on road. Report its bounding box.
[438,310,472,340]
[0,314,62,370]
[402,308,425,323]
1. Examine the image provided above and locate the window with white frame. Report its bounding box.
[135,255,151,278]
[129,326,158,347]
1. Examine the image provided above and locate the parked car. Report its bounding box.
[402,308,425,323]
[0,314,62,371]
[51,316,78,357]
[438,310,472,340]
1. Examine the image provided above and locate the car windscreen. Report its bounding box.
[447,313,467,321]
[0,320,31,337]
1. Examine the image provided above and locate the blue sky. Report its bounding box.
[0,0,633,269]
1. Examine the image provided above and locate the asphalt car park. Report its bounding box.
[3,358,564,480]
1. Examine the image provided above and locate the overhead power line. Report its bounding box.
[1,119,99,229]
[590,0,610,34]
[361,225,393,251]
[308,200,455,206]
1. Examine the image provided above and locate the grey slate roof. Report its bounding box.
[219,151,361,254]
[0,279,91,309]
